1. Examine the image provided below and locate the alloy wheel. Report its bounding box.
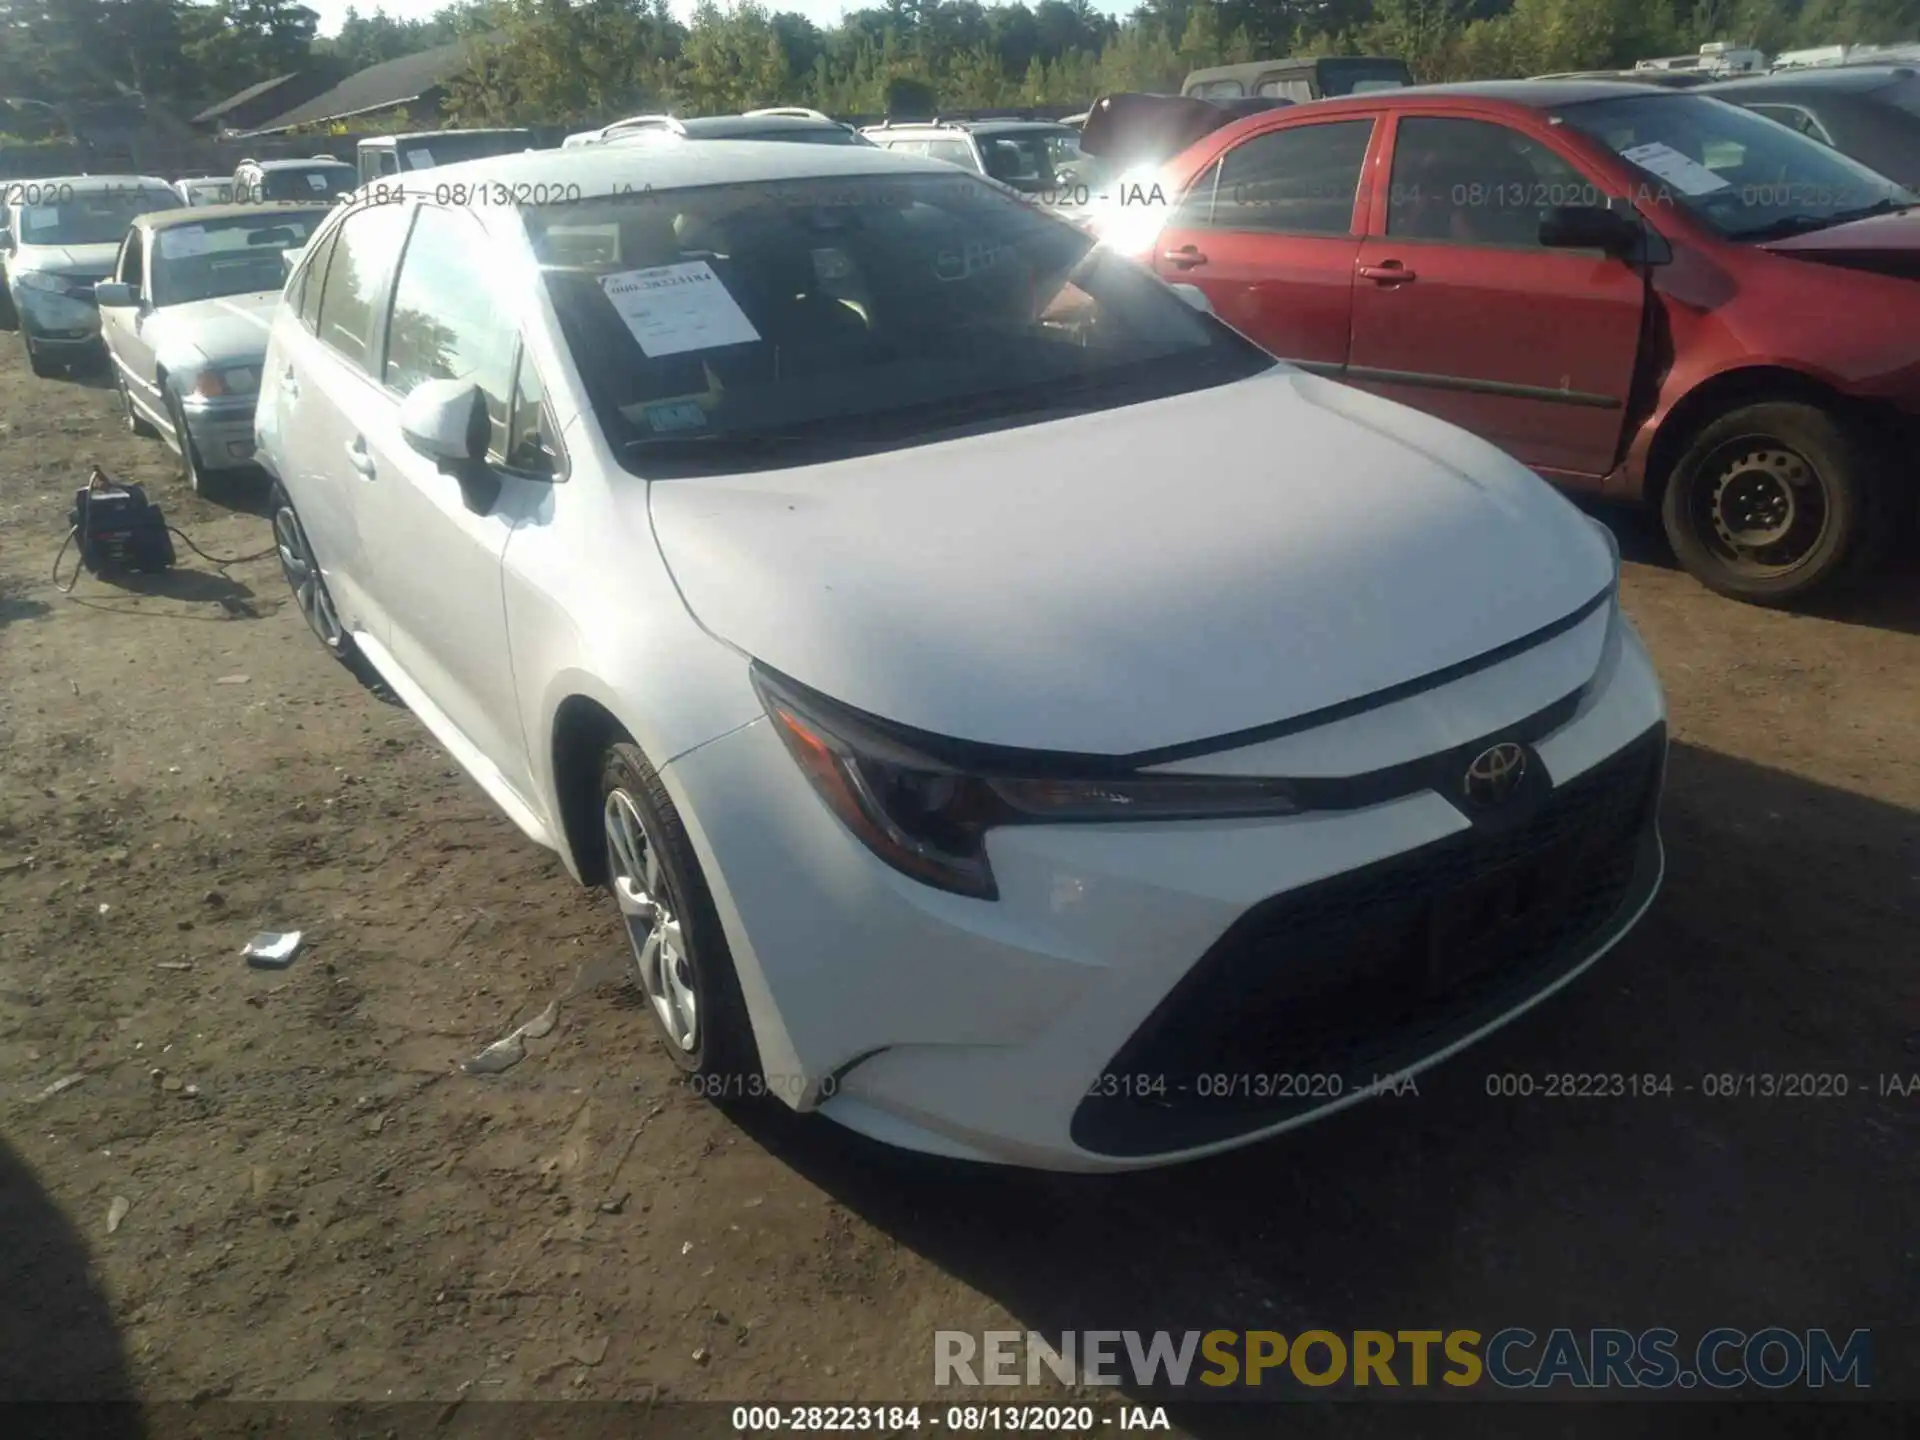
[273,504,343,650]
[603,787,699,1055]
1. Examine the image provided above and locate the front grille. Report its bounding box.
[1071,723,1666,1157]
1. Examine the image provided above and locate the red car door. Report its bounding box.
[1149,115,1380,373]
[1347,110,1645,484]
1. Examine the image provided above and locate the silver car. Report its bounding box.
[1,174,177,375]
[95,202,332,496]
[174,177,235,207]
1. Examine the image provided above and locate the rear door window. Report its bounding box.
[1200,120,1376,235]
[313,202,411,372]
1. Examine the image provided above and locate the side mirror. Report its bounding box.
[1539,204,1654,261]
[398,378,500,514]
[1169,282,1214,314]
[92,281,139,307]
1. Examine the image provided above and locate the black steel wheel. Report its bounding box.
[1661,401,1886,605]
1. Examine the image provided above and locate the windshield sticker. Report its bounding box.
[599,261,761,357]
[409,148,435,169]
[160,225,211,258]
[23,207,59,231]
[1619,141,1730,196]
[645,401,708,433]
[304,172,329,191]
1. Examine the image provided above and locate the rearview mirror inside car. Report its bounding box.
[1168,282,1214,315]
[92,281,138,307]
[398,378,500,514]
[1538,204,1652,261]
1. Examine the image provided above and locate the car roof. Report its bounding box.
[250,157,354,170]
[1369,78,1698,106]
[9,174,173,195]
[365,128,534,143]
[391,139,952,192]
[1700,65,1919,96]
[871,119,1072,134]
[669,114,855,137]
[137,201,336,228]
[177,176,227,185]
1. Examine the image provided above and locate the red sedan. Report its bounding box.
[1092,80,1920,604]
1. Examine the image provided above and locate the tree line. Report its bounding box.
[2,0,1917,139]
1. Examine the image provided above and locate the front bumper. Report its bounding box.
[179,395,261,470]
[664,601,1667,1172]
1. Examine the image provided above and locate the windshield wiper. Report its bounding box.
[1733,197,1913,242]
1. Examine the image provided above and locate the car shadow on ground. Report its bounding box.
[0,1139,142,1428]
[728,741,1916,1431]
[1586,500,1920,639]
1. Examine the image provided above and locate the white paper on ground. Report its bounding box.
[161,225,211,258]
[599,261,761,358]
[1619,141,1730,196]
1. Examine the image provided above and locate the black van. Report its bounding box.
[1180,56,1413,103]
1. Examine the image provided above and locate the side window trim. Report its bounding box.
[501,341,568,483]
[292,208,346,335]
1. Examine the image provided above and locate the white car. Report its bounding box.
[257,143,1667,1172]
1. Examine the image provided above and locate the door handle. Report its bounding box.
[1161,245,1209,270]
[1358,262,1417,284]
[345,435,376,478]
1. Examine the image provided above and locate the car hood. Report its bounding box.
[149,290,279,366]
[648,368,1614,756]
[11,242,120,277]
[1758,207,1920,277]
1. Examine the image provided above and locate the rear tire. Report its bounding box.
[270,481,356,668]
[1660,401,1886,605]
[598,740,761,1087]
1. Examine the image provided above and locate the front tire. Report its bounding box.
[270,481,355,666]
[599,741,760,1085]
[117,368,158,437]
[167,392,226,500]
[1661,401,1886,605]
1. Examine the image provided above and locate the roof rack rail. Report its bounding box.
[744,106,835,121]
[598,114,687,139]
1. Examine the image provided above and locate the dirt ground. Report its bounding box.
[0,336,1915,1429]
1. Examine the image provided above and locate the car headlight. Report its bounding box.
[14,270,83,297]
[753,665,1302,901]
[190,366,259,398]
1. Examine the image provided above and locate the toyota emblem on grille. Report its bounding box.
[1463,742,1528,808]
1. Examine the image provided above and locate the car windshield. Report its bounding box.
[255,166,355,201]
[150,210,328,305]
[1555,91,1917,240]
[396,133,532,170]
[522,171,1267,472]
[1319,59,1413,94]
[977,131,1079,190]
[17,189,176,246]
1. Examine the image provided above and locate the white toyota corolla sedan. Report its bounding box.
[256,141,1667,1172]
